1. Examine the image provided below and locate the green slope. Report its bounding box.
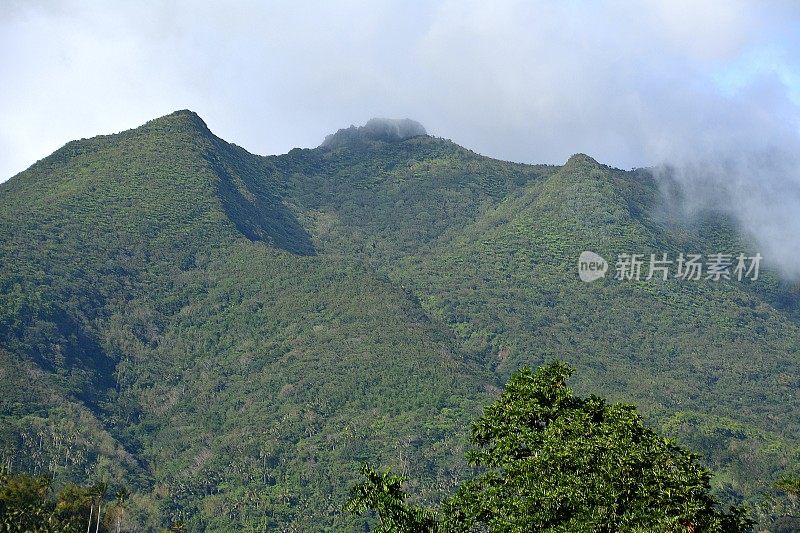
[0,111,489,530]
[1,111,797,529]
[296,148,800,518]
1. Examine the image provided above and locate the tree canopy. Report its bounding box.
[348,362,753,532]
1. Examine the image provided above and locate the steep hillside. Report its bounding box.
[0,112,490,530]
[1,111,797,529]
[294,146,800,516]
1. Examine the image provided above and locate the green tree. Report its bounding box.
[344,465,437,532]
[113,486,130,533]
[775,476,800,497]
[0,466,51,531]
[0,466,93,532]
[91,481,108,533]
[348,362,753,532]
[765,476,800,532]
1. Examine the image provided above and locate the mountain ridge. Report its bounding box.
[1,110,797,530]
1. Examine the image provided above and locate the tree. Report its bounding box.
[113,486,130,533]
[344,464,436,532]
[0,466,52,531]
[0,466,92,532]
[766,476,800,532]
[775,476,800,497]
[347,361,754,532]
[92,481,108,533]
[55,483,94,531]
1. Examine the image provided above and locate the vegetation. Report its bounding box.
[0,465,130,532]
[0,110,797,529]
[348,362,753,532]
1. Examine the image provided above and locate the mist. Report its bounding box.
[2,0,800,275]
[321,118,426,147]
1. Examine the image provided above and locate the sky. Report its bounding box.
[2,0,800,273]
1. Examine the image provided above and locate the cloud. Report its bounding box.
[2,0,800,275]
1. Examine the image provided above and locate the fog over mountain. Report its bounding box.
[2,107,799,530]
[321,118,427,147]
[4,4,800,529]
[2,1,800,275]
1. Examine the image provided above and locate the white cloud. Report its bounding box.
[2,0,800,274]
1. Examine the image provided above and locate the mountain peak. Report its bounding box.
[144,109,211,135]
[321,117,427,148]
[564,153,600,167]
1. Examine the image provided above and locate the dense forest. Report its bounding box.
[347,362,756,532]
[0,110,798,530]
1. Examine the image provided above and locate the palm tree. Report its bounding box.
[114,487,129,533]
[92,482,108,533]
[86,499,93,533]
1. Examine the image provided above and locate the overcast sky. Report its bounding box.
[1,0,797,177]
[3,1,800,273]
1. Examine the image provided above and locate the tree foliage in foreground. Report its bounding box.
[0,466,129,532]
[348,362,753,532]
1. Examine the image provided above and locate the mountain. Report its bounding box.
[0,111,797,530]
[321,117,427,148]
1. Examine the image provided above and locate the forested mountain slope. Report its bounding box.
[0,111,489,529]
[0,111,797,529]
